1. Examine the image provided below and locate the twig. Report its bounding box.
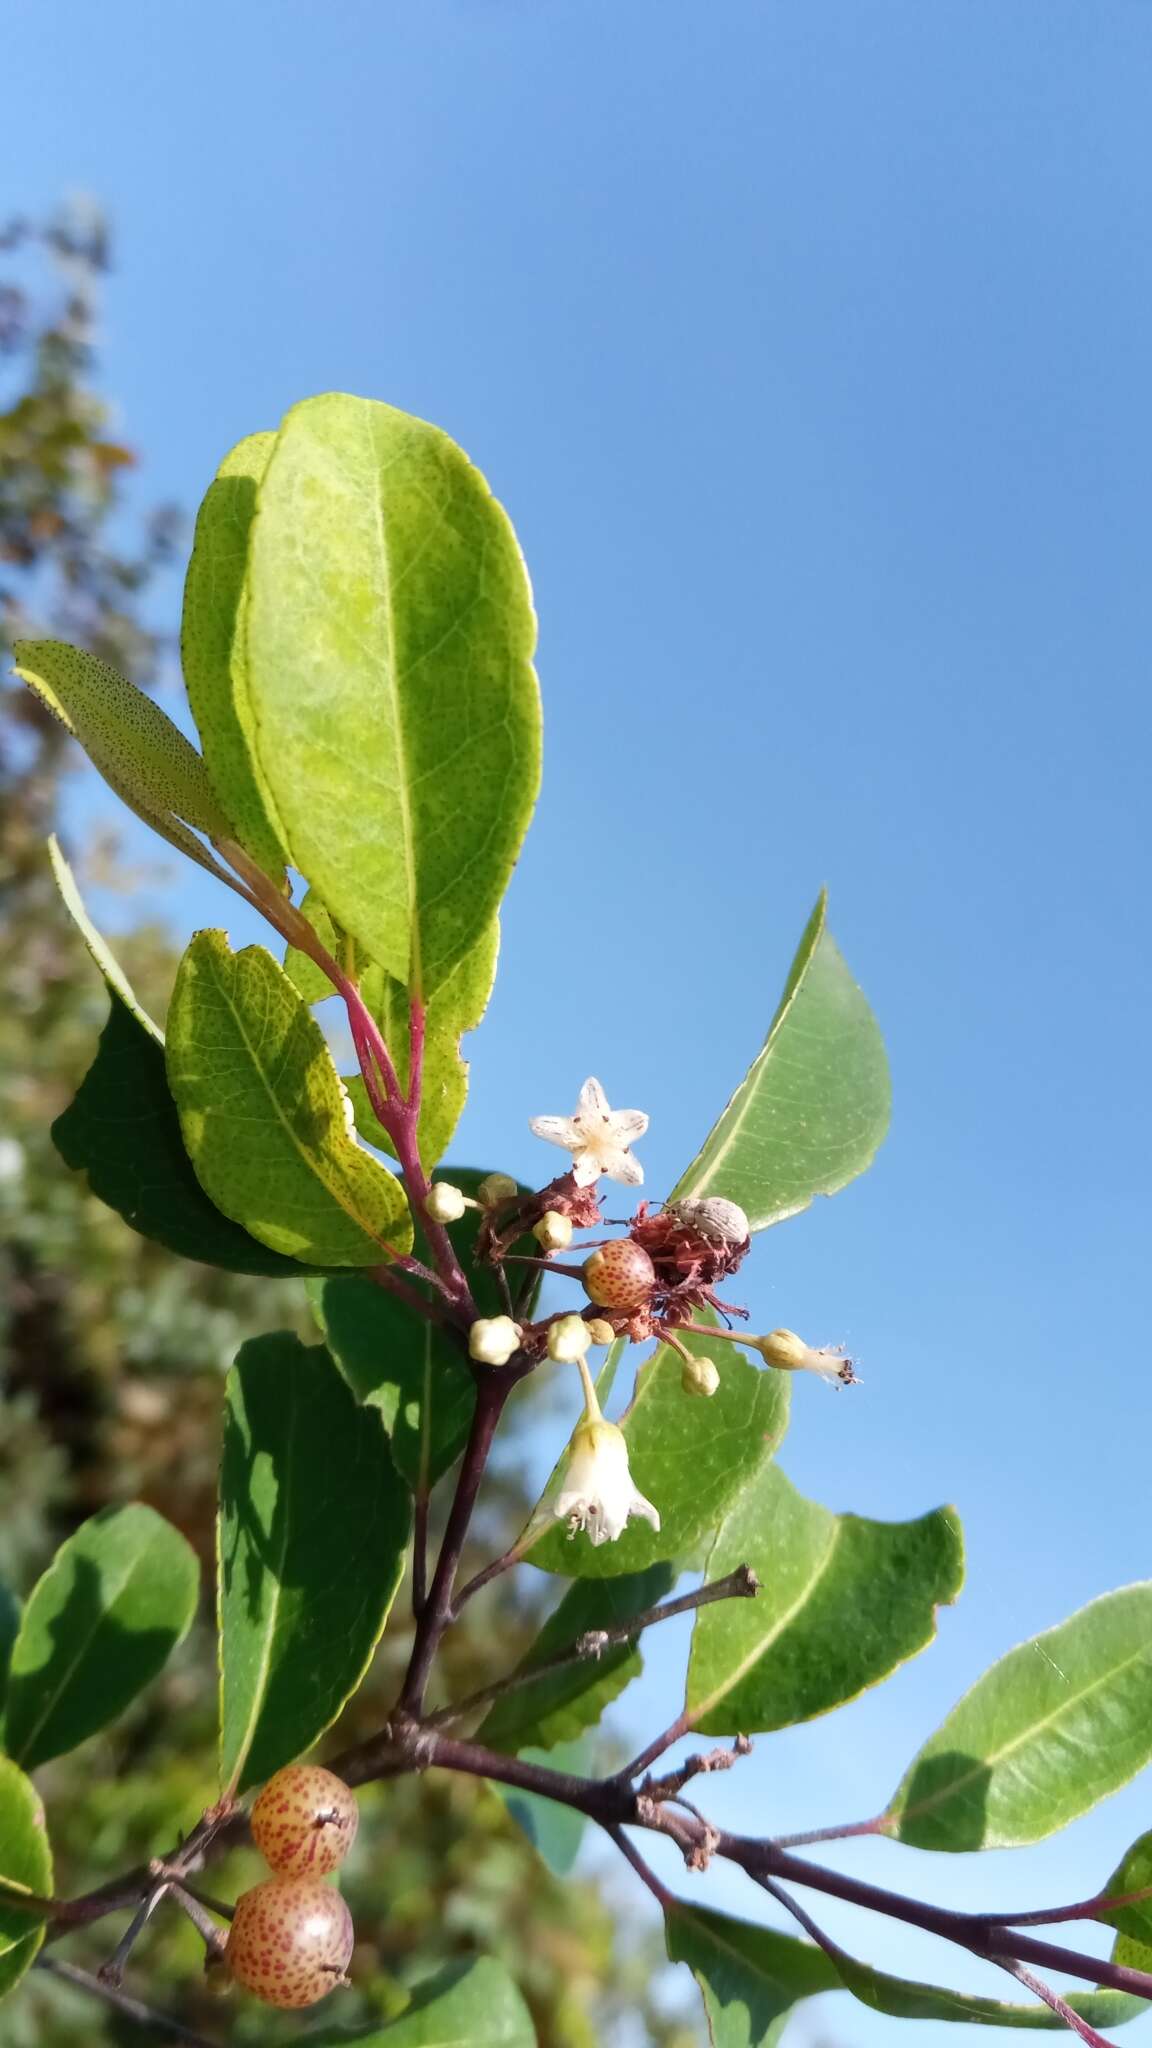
[975,1882,1152,1930]
[639,1734,753,1802]
[1000,1961,1118,2047]
[771,1815,890,1848]
[397,1374,515,1715]
[35,1956,222,2048]
[428,1565,760,1729]
[412,1487,430,1618]
[450,1540,528,1615]
[605,1824,677,1911]
[96,1878,171,1986]
[623,1707,696,1781]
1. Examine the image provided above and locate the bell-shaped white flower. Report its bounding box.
[529,1076,648,1188]
[553,1358,660,1545]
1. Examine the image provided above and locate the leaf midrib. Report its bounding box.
[10,1528,157,1764]
[687,1519,839,1725]
[362,410,420,991]
[896,1626,1152,1828]
[205,940,395,1255]
[675,908,825,1208]
[225,1378,299,1791]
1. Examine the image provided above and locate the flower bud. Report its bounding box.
[477,1172,519,1209]
[468,1316,522,1366]
[680,1355,720,1398]
[426,1181,468,1223]
[547,1314,592,1363]
[585,1318,617,1346]
[533,1210,573,1252]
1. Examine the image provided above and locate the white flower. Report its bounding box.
[752,1328,859,1388]
[468,1316,522,1366]
[529,1077,648,1188]
[555,1416,661,1545]
[547,1314,592,1363]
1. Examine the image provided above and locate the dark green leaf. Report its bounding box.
[181,430,287,879]
[687,1466,963,1733]
[49,842,305,1274]
[303,1956,536,2046]
[309,1169,538,1493]
[3,1505,198,1770]
[218,1334,410,1793]
[0,1587,18,1715]
[887,1583,1152,1850]
[665,1903,834,2048]
[494,1737,591,1875]
[243,393,541,996]
[525,1340,789,1579]
[665,1905,1145,2040]
[0,1759,52,1973]
[672,891,890,1231]
[478,1565,675,1752]
[167,931,412,1266]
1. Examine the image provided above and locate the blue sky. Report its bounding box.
[6,3,1152,2040]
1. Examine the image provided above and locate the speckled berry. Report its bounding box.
[250,1765,359,1879]
[583,1240,656,1311]
[225,1877,354,2009]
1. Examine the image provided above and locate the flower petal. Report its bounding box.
[571,1150,603,1187]
[628,1487,660,1531]
[609,1109,649,1141]
[577,1076,611,1122]
[605,1149,644,1187]
[529,1114,580,1148]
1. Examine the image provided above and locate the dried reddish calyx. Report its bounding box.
[250,1764,359,1879]
[631,1197,751,1289]
[225,1877,354,2008]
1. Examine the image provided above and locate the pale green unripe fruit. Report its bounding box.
[427,1181,468,1223]
[477,1172,519,1209]
[468,1315,522,1366]
[753,1328,809,1371]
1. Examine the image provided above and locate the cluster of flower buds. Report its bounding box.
[224,1765,359,2009]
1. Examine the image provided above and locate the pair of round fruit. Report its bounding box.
[224,1764,360,2009]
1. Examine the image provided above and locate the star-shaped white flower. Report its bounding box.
[529,1076,648,1187]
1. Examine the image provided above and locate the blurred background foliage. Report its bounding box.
[0,204,698,2047]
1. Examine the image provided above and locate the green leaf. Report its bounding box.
[49,842,307,1274]
[167,931,413,1266]
[672,891,890,1230]
[218,1334,410,1794]
[309,1169,539,1492]
[686,1466,963,1734]
[887,1583,1152,1850]
[665,1905,1146,2040]
[3,1505,199,1771]
[309,1272,475,1495]
[304,1956,536,2046]
[243,393,541,995]
[181,430,287,879]
[494,1737,591,1875]
[0,1759,52,1972]
[286,892,500,1170]
[525,1339,789,1579]
[665,1904,834,2048]
[1096,1830,1152,1949]
[12,639,235,885]
[477,1564,675,1752]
